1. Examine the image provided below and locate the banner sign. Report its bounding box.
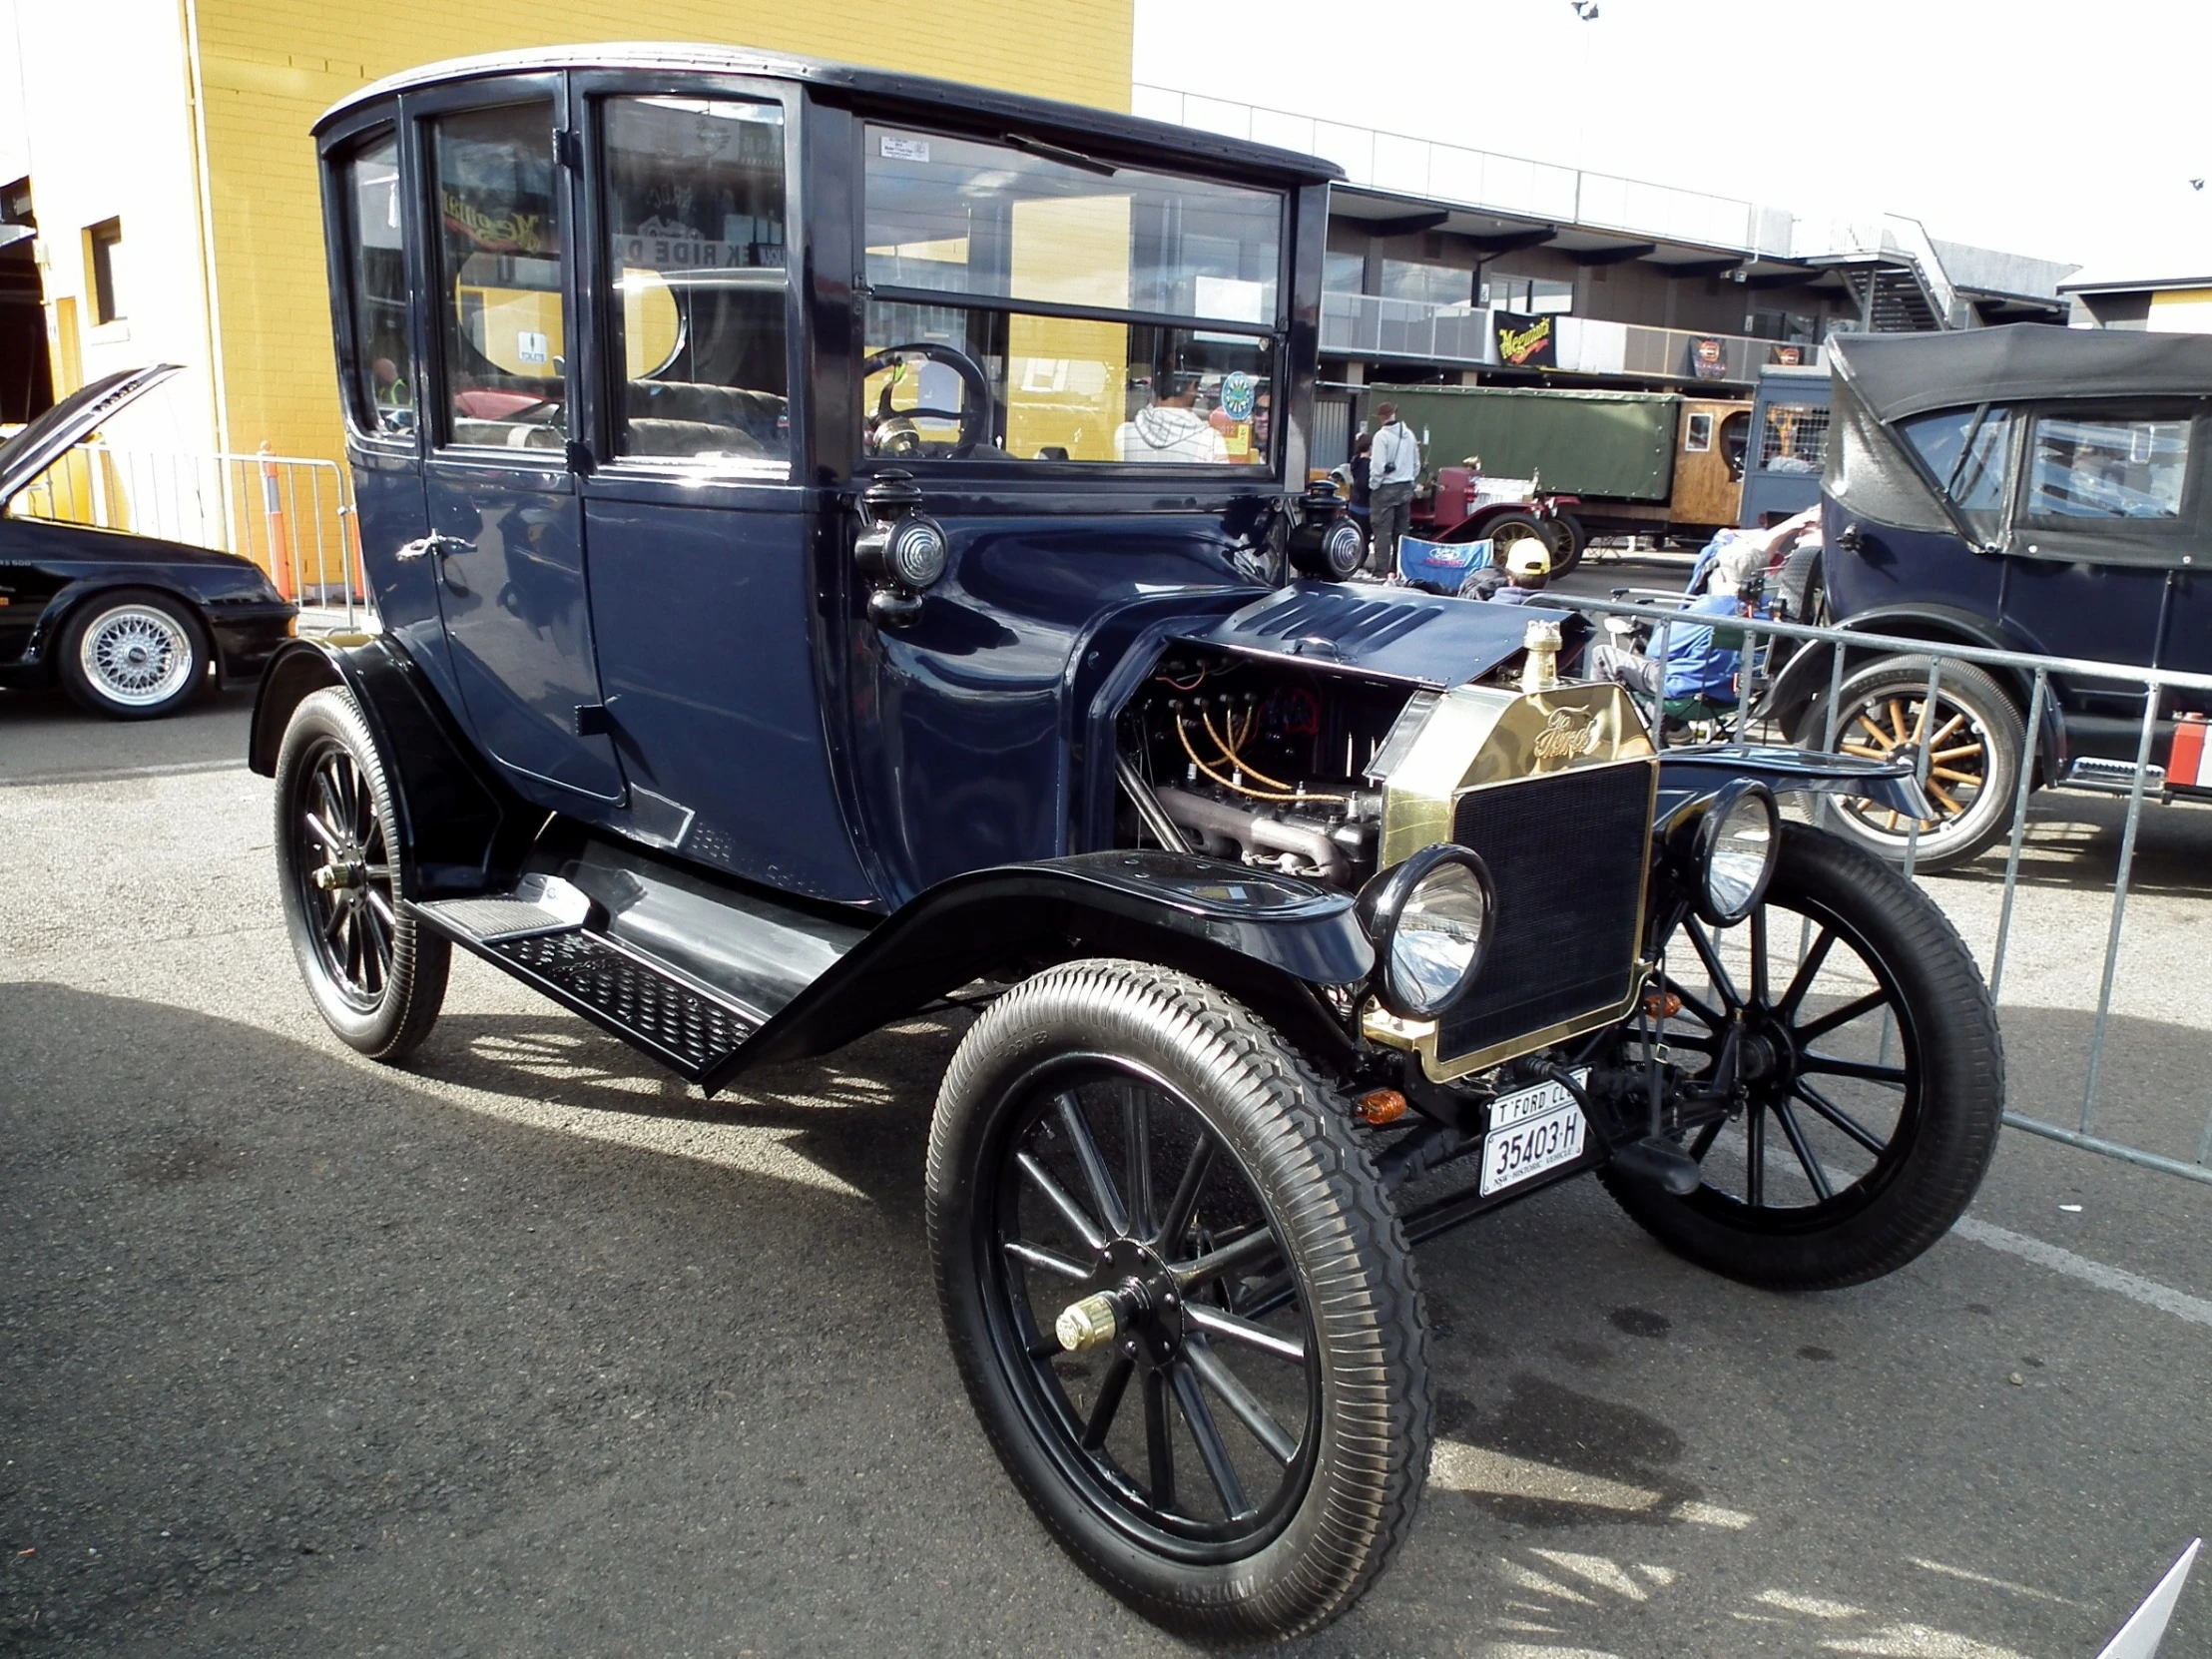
[1494,310,1557,369]
[1688,335,1729,380]
[1767,342,1806,366]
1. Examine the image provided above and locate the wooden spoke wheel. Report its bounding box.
[1802,655,2025,872]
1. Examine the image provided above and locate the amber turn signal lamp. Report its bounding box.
[1357,1089,1408,1126]
[1643,990,1683,1020]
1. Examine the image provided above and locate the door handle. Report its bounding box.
[394,534,469,561]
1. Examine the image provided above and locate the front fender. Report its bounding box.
[249,634,531,898]
[1658,743,1933,821]
[708,849,1372,1089]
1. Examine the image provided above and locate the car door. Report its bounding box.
[568,74,873,900]
[1997,402,2185,670]
[413,77,625,807]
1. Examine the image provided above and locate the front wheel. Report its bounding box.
[926,961,1429,1642]
[58,589,210,719]
[274,687,449,1060]
[1601,823,2003,1290]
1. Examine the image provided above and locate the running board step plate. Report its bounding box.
[415,877,758,1081]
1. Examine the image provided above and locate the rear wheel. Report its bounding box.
[274,687,448,1060]
[927,961,1428,1641]
[1601,823,2002,1290]
[58,588,209,719]
[1798,655,2024,872]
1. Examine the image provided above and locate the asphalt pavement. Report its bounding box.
[3,683,2206,1658]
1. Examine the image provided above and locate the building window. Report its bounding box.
[1381,258,1470,308]
[87,218,123,323]
[1325,251,1366,294]
[1747,308,1820,343]
[1481,272,1572,315]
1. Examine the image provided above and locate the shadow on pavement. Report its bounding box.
[0,684,258,785]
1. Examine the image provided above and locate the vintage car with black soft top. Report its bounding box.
[252,46,2004,1642]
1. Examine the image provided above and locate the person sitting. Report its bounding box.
[1116,366,1229,464]
[1472,537,1554,604]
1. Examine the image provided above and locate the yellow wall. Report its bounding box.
[2147,288,2212,334]
[192,4,1136,471]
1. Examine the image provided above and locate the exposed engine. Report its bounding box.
[1116,651,1431,889]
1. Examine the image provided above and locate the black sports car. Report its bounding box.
[0,366,297,719]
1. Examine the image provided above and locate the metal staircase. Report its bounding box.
[1808,215,1966,332]
[1835,262,1946,331]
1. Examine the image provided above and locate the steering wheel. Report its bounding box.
[863,342,992,458]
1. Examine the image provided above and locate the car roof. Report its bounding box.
[317,43,1344,187]
[1829,323,2212,424]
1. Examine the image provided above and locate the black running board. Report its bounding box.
[412,876,764,1082]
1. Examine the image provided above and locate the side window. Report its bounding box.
[430,102,565,452]
[1683,412,1713,453]
[601,96,790,470]
[339,134,414,437]
[2027,412,2190,521]
[1718,409,1750,481]
[1758,401,1829,475]
[1901,405,2013,515]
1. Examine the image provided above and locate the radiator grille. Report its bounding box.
[1434,760,1654,1068]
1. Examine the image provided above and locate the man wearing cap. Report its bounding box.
[1365,403,1421,575]
[1475,537,1555,604]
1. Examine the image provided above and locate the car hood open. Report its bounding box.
[1172,580,1573,689]
[0,364,183,510]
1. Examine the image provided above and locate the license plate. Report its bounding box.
[1479,1072,1590,1196]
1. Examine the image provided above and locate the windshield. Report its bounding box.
[861,126,1285,469]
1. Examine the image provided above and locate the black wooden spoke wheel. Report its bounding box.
[927,961,1429,1642]
[274,687,448,1060]
[1601,823,2003,1290]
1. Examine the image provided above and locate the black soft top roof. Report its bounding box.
[1829,324,2212,423]
[317,43,1343,187]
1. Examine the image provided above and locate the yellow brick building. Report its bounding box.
[0,0,1133,477]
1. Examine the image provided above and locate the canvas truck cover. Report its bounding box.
[1376,384,1679,501]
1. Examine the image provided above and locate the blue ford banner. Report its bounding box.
[1397,536,1493,594]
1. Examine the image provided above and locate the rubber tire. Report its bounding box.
[926,960,1430,1643]
[1799,654,2025,873]
[1600,824,2004,1291]
[57,587,210,720]
[274,686,450,1061]
[1543,512,1587,577]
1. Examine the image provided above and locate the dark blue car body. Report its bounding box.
[1792,327,2212,781]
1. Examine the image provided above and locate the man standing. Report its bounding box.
[1365,403,1420,575]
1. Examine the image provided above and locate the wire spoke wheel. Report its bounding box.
[1601,823,2003,1289]
[59,591,208,719]
[990,1071,1320,1550]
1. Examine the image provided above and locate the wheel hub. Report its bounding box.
[1057,1236,1187,1366]
[310,855,367,892]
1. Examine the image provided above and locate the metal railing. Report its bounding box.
[1321,292,1825,383]
[6,441,363,628]
[1551,590,2212,1186]
[1136,85,1791,258]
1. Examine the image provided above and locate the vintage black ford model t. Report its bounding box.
[253,47,2003,1640]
